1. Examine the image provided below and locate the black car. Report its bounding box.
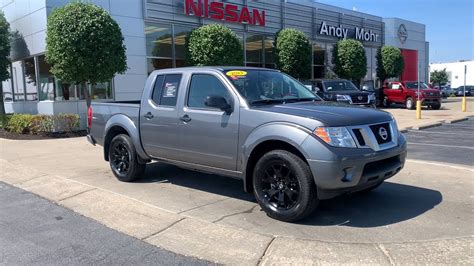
[306,79,376,107]
[454,86,473,96]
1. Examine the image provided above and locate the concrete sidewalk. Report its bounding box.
[1,135,472,264]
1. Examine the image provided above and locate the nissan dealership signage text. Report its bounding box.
[319,21,379,42]
[185,0,266,26]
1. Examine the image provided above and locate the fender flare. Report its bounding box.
[240,122,312,192]
[103,114,150,161]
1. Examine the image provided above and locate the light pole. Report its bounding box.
[462,65,467,112]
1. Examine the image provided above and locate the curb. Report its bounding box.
[411,122,443,130]
[444,117,469,124]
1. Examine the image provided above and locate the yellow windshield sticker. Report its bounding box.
[226,70,247,77]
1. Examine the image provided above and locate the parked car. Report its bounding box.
[454,86,473,96]
[87,67,406,222]
[439,86,454,98]
[382,81,442,110]
[306,79,376,107]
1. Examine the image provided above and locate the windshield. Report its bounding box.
[223,69,320,105]
[324,80,359,91]
[405,82,429,89]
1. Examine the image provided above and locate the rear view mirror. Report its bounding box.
[205,95,233,114]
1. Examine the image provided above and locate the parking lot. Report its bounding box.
[0,117,473,264]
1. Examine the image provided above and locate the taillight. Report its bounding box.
[87,106,93,129]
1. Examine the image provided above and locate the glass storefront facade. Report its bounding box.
[2,54,113,103]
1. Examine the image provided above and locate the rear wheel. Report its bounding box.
[109,134,146,182]
[406,97,415,110]
[252,150,318,222]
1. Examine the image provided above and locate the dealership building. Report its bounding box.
[1,0,429,126]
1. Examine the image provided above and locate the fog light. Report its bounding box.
[341,167,354,182]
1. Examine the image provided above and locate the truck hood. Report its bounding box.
[255,101,392,126]
[325,90,371,96]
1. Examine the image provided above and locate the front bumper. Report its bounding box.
[303,134,407,199]
[421,98,441,105]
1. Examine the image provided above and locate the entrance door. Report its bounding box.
[178,73,240,170]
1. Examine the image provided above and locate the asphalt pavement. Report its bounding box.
[404,117,474,166]
[0,182,211,265]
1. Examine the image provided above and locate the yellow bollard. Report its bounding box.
[462,96,467,112]
[416,100,422,119]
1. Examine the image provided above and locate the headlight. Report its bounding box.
[314,127,357,148]
[368,93,376,101]
[336,94,352,102]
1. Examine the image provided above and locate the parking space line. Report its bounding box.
[406,159,473,172]
[407,142,474,150]
[406,130,470,135]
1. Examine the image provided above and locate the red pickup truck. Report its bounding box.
[382,81,442,110]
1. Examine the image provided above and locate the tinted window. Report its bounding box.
[188,74,231,109]
[151,75,165,104]
[324,80,359,91]
[405,82,429,89]
[151,74,182,106]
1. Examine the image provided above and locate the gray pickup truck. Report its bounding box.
[87,67,407,222]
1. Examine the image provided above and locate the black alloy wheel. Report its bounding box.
[253,150,318,222]
[111,141,131,175]
[108,134,146,182]
[258,163,300,210]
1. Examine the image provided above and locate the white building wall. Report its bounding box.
[384,18,429,82]
[430,61,474,88]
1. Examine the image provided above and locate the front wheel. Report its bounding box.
[382,97,390,108]
[431,103,441,110]
[252,150,319,222]
[109,134,146,182]
[406,97,415,110]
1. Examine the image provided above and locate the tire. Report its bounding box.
[108,134,146,182]
[252,150,319,222]
[406,97,415,110]
[382,97,390,108]
[432,103,441,110]
[356,181,383,194]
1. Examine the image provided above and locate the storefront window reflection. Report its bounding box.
[1,66,14,102]
[174,25,193,67]
[246,34,263,67]
[146,23,173,73]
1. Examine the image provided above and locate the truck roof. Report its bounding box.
[154,66,280,72]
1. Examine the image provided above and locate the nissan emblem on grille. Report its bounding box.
[378,127,388,140]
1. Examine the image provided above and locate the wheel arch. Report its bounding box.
[103,114,150,162]
[241,123,312,193]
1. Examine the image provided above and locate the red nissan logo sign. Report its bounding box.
[185,0,266,27]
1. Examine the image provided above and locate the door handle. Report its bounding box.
[144,112,154,119]
[180,114,191,123]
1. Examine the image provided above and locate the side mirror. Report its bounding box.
[205,95,233,114]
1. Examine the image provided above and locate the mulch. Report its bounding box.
[0,129,87,140]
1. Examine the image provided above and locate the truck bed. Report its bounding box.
[89,101,141,146]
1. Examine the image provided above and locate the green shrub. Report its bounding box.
[186,24,244,66]
[332,39,367,84]
[376,46,404,83]
[275,28,312,79]
[6,114,34,134]
[3,113,80,134]
[0,114,12,129]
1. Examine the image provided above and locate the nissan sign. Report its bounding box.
[185,0,266,27]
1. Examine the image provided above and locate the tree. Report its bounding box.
[0,11,11,116]
[430,68,449,87]
[186,24,243,66]
[46,2,127,107]
[332,39,367,85]
[275,28,312,79]
[376,46,404,84]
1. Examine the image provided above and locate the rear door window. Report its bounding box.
[151,74,182,106]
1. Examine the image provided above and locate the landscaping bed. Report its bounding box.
[0,113,86,140]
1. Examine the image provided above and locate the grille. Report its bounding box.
[352,129,366,146]
[350,95,368,103]
[369,123,392,144]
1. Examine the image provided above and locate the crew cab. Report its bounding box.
[306,79,376,107]
[87,67,406,222]
[382,81,442,109]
